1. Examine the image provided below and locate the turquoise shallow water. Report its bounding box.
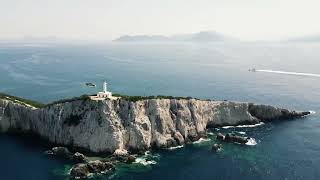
[0,42,320,179]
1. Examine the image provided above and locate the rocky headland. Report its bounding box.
[0,94,310,154]
[0,93,311,178]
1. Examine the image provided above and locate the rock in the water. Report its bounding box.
[126,155,136,164]
[224,133,248,144]
[70,163,90,179]
[112,149,135,163]
[71,152,88,163]
[87,160,114,173]
[216,133,225,141]
[188,134,200,142]
[46,147,88,163]
[111,153,136,164]
[217,133,249,144]
[212,143,223,152]
[70,160,115,179]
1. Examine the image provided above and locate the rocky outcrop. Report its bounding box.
[212,143,223,152]
[0,97,310,154]
[45,147,88,163]
[216,133,225,141]
[71,152,88,163]
[111,153,136,164]
[248,104,310,121]
[217,133,249,144]
[70,160,115,179]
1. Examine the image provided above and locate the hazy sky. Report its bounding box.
[1,0,320,41]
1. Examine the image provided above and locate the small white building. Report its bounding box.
[97,81,112,98]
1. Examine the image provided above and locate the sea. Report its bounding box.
[0,41,320,180]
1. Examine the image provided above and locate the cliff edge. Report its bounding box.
[0,96,310,154]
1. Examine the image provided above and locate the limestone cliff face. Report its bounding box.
[0,98,309,153]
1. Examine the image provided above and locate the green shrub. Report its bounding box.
[113,93,196,102]
[45,94,92,107]
[0,92,203,108]
[0,93,45,108]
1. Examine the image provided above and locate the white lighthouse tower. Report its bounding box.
[103,81,108,93]
[97,81,112,99]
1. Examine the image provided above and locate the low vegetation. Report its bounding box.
[0,92,201,108]
[113,93,197,102]
[0,93,92,108]
[46,94,92,106]
[0,93,45,108]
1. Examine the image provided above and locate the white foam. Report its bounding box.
[134,157,157,166]
[221,126,234,129]
[144,151,151,156]
[207,132,214,135]
[192,138,211,144]
[309,111,316,114]
[245,138,257,146]
[167,145,184,150]
[237,131,246,135]
[143,151,160,158]
[222,122,265,129]
[44,151,54,155]
[255,69,320,78]
[236,122,265,128]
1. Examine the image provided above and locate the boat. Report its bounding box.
[248,68,256,72]
[85,82,96,87]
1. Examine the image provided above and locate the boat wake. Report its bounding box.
[309,111,316,114]
[254,69,320,78]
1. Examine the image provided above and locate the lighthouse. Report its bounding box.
[97,81,112,99]
[103,81,108,93]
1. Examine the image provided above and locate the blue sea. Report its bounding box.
[0,41,320,180]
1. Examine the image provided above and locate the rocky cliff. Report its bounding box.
[0,97,309,154]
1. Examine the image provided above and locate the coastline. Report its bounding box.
[0,93,310,154]
[0,92,313,179]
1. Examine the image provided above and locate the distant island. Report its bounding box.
[113,31,236,42]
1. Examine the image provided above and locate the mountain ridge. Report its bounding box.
[113,31,236,42]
